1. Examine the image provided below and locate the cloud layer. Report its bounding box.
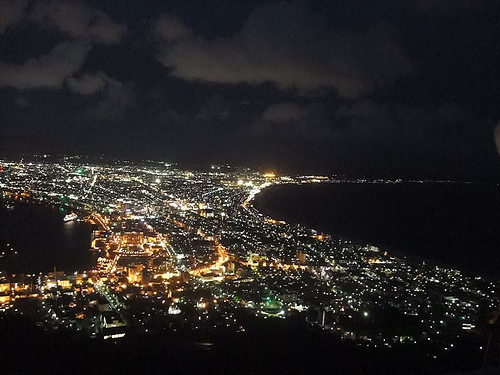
[66,71,116,95]
[30,0,126,45]
[0,0,126,90]
[261,103,305,123]
[155,3,412,98]
[0,41,90,89]
[0,0,28,33]
[0,1,498,180]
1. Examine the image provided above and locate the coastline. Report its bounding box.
[250,181,500,278]
[249,182,420,260]
[0,198,94,273]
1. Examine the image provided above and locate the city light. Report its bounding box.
[0,156,498,360]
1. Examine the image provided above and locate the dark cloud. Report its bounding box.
[14,96,29,107]
[411,0,488,14]
[0,41,90,89]
[196,93,230,120]
[66,71,116,95]
[0,0,28,33]
[261,103,305,123]
[155,3,412,98]
[0,0,126,90]
[29,0,126,45]
[436,103,470,124]
[0,1,498,180]
[251,102,334,140]
[153,13,192,43]
[332,99,493,176]
[88,80,135,121]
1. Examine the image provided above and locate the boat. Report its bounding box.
[63,213,78,222]
[4,203,14,210]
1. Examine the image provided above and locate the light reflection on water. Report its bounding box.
[0,200,94,273]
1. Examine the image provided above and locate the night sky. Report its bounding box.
[1,0,499,180]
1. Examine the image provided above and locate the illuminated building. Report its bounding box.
[121,232,145,246]
[0,295,10,305]
[101,311,127,339]
[297,249,306,265]
[127,264,144,283]
[57,279,72,290]
[0,281,10,294]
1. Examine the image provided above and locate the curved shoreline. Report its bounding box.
[249,181,416,258]
[0,198,94,273]
[248,181,498,278]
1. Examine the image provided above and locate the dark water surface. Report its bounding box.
[254,182,500,276]
[0,200,93,273]
[2,182,500,277]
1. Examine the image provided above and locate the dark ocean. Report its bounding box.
[253,182,500,277]
[2,182,500,278]
[0,200,93,273]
